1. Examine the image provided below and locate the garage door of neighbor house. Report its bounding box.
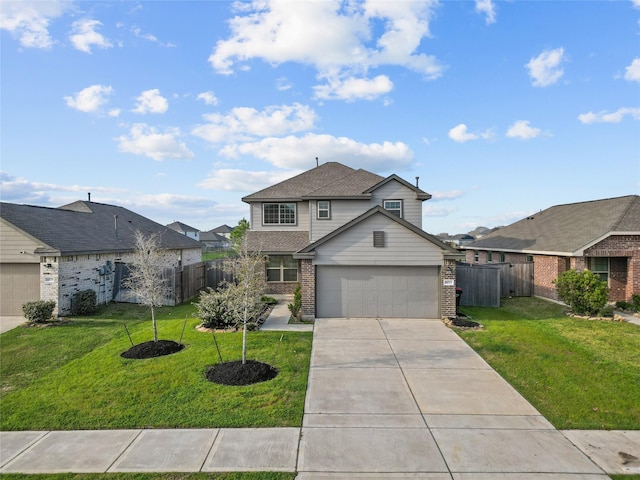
[316,266,439,318]
[0,263,41,316]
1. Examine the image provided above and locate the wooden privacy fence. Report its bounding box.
[205,259,236,289]
[173,262,206,304]
[456,263,533,307]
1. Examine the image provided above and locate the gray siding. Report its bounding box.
[250,201,309,232]
[370,180,423,228]
[0,220,45,264]
[313,214,444,266]
[309,199,372,241]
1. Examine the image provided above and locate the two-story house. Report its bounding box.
[242,162,463,320]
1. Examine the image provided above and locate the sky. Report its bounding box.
[1,0,639,236]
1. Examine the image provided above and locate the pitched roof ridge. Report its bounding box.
[611,195,640,231]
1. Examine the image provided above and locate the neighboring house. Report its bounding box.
[0,201,203,316]
[242,162,464,319]
[439,233,475,247]
[211,224,234,239]
[200,230,231,250]
[167,221,200,241]
[464,195,640,303]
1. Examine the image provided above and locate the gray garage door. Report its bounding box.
[0,263,41,316]
[317,266,439,318]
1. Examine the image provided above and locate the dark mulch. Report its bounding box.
[205,360,278,386]
[451,317,480,328]
[121,340,185,359]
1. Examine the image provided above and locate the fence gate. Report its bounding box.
[456,263,533,307]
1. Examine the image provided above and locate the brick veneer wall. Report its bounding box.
[441,259,457,318]
[584,235,640,301]
[41,248,201,316]
[300,259,315,320]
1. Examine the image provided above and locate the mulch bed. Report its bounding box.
[444,316,482,329]
[121,340,185,359]
[205,360,278,386]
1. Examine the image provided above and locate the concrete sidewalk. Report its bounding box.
[1,317,639,477]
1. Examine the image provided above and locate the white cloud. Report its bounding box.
[633,0,640,8]
[526,47,565,87]
[276,77,293,91]
[314,74,394,101]
[116,123,195,161]
[578,107,640,124]
[0,0,68,49]
[69,19,113,54]
[132,89,169,114]
[64,84,114,113]
[192,103,317,143]
[197,168,297,192]
[475,0,496,25]
[209,0,443,101]
[624,58,640,83]
[197,91,219,106]
[448,123,494,143]
[506,120,542,140]
[430,190,464,201]
[218,133,413,171]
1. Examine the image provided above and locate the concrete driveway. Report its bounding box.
[297,318,609,478]
[0,316,26,334]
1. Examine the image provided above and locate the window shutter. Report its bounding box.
[373,231,385,248]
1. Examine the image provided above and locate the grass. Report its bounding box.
[458,297,640,430]
[0,303,312,431]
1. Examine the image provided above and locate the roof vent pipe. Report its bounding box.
[316,157,319,167]
[88,192,91,202]
[415,177,419,188]
[114,215,118,238]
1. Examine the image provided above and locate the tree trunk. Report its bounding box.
[151,306,158,342]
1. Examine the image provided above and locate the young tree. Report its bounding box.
[229,218,250,252]
[224,236,266,364]
[123,230,173,342]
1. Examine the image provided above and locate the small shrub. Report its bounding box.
[553,269,609,316]
[260,295,278,305]
[633,294,640,312]
[598,305,614,318]
[288,283,302,320]
[615,301,633,311]
[22,300,56,323]
[72,289,97,316]
[194,288,235,329]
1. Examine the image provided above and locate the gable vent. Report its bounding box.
[373,231,385,248]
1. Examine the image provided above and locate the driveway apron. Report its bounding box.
[297,318,608,479]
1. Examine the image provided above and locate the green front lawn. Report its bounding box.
[0,303,311,431]
[458,297,640,430]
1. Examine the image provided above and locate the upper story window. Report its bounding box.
[383,199,403,218]
[263,203,296,225]
[317,200,331,219]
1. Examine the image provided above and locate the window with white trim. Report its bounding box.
[266,255,298,282]
[263,203,296,225]
[383,199,402,218]
[317,200,330,219]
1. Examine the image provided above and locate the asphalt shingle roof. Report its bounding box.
[1,201,203,255]
[466,195,640,255]
[244,230,310,253]
[241,162,385,201]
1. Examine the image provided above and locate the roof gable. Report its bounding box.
[298,206,459,256]
[364,174,431,201]
[467,195,640,255]
[1,201,202,255]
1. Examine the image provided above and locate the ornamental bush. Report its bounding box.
[72,289,97,316]
[195,287,236,330]
[288,283,302,320]
[22,300,56,323]
[553,269,609,316]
